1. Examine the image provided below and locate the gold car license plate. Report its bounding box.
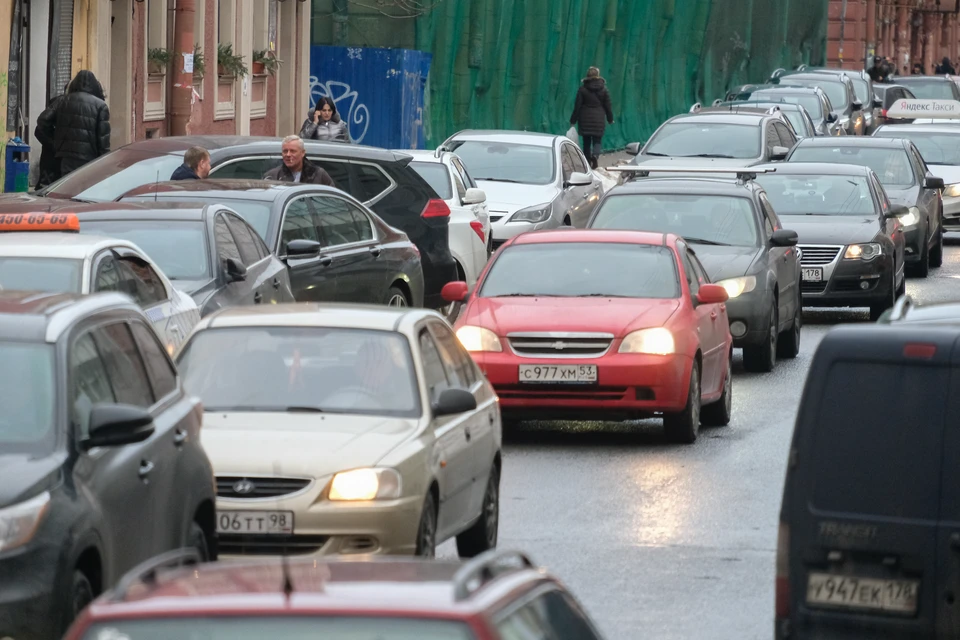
[806,573,918,614]
[518,364,597,383]
[217,511,294,535]
[802,267,823,282]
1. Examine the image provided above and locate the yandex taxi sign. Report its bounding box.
[886,99,960,119]
[0,212,80,232]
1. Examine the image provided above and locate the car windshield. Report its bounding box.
[81,617,476,640]
[754,93,824,119]
[177,327,421,418]
[446,140,555,185]
[0,257,82,293]
[788,145,915,188]
[897,79,957,100]
[410,162,453,199]
[480,242,679,298]
[591,194,759,246]
[644,123,761,159]
[779,79,847,110]
[79,220,210,280]
[873,131,960,165]
[41,150,185,202]
[755,174,877,216]
[0,342,56,454]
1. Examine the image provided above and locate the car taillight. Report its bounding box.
[904,343,937,359]
[776,522,790,620]
[470,220,485,243]
[421,199,451,219]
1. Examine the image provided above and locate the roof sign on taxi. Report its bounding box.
[0,213,80,232]
[886,99,960,120]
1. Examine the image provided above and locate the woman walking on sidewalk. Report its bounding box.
[570,67,614,170]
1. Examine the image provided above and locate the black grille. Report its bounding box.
[508,335,612,357]
[833,279,879,292]
[216,476,311,499]
[799,245,841,266]
[218,534,330,556]
[801,281,828,294]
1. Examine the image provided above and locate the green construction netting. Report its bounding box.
[412,0,828,150]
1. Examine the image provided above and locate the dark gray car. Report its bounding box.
[771,71,865,135]
[718,101,818,138]
[729,86,844,137]
[790,66,881,132]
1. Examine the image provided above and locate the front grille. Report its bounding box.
[218,534,329,556]
[216,476,312,499]
[833,279,879,292]
[801,281,828,294]
[497,385,629,401]
[508,333,613,358]
[799,245,842,266]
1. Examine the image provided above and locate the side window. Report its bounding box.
[451,157,477,188]
[690,252,712,285]
[909,145,928,176]
[758,194,778,237]
[765,123,782,150]
[429,322,477,388]
[215,215,244,269]
[348,163,392,202]
[560,145,575,181]
[537,590,604,640]
[451,168,467,201]
[677,244,699,295]
[118,257,167,307]
[92,322,155,407]
[211,157,279,180]
[224,214,264,264]
[872,174,891,212]
[280,198,320,251]
[418,329,451,405]
[773,121,796,147]
[129,321,178,399]
[70,332,117,438]
[496,601,551,640]
[307,158,349,191]
[92,253,122,293]
[311,196,373,246]
[571,147,590,173]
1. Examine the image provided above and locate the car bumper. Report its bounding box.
[471,351,694,420]
[800,254,895,308]
[489,218,555,248]
[0,542,62,640]
[724,292,774,349]
[943,196,960,230]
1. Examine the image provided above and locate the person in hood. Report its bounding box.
[171,146,211,180]
[570,66,614,170]
[299,97,349,142]
[33,83,69,189]
[54,70,111,176]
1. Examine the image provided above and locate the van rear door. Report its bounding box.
[934,338,960,637]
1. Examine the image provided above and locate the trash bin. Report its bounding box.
[4,140,30,193]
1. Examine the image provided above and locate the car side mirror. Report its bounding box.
[564,171,593,188]
[770,146,790,161]
[624,142,642,156]
[873,98,883,109]
[432,388,477,417]
[884,204,910,219]
[224,258,247,282]
[462,188,486,205]
[852,101,864,111]
[82,404,155,450]
[827,113,839,123]
[925,176,945,190]
[285,238,321,258]
[441,281,469,303]
[696,283,729,305]
[770,228,799,246]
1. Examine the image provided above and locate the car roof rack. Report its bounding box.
[689,102,702,113]
[452,549,537,602]
[771,68,787,79]
[887,294,915,323]
[434,144,449,159]
[797,64,807,71]
[604,166,775,184]
[108,548,203,602]
[711,99,723,107]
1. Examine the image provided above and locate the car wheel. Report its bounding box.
[384,286,409,308]
[743,304,778,373]
[930,221,944,268]
[896,272,906,298]
[870,272,897,321]
[71,570,94,620]
[189,521,209,562]
[777,292,801,359]
[456,463,500,558]
[700,353,732,427]
[415,492,438,558]
[664,363,701,444]
[910,231,930,278]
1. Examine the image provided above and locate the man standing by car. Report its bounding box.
[170,146,211,180]
[263,135,335,186]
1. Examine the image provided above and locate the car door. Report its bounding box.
[212,212,258,307]
[451,155,490,228]
[417,325,474,538]
[558,143,592,227]
[309,194,387,303]
[759,193,800,325]
[569,144,602,224]
[223,211,288,305]
[907,142,941,248]
[279,195,337,302]
[680,245,722,394]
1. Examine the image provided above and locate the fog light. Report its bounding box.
[730,321,747,338]
[860,281,870,290]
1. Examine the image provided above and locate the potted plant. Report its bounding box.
[192,43,205,79]
[216,42,248,79]
[147,48,172,75]
[252,49,282,76]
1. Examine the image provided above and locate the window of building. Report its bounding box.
[215,0,237,120]
[144,0,167,121]
[193,0,205,98]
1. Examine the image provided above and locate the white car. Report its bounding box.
[442,130,604,248]
[402,149,491,288]
[0,219,200,353]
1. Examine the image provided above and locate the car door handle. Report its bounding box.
[369,246,382,258]
[254,292,263,304]
[272,277,281,289]
[173,428,188,446]
[710,311,718,320]
[320,256,333,267]
[465,427,472,442]
[139,460,155,479]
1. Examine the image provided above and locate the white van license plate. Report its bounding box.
[217,511,294,534]
[518,364,597,383]
[802,268,823,282]
[807,573,918,614]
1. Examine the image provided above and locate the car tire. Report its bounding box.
[415,492,438,558]
[743,304,778,373]
[896,272,906,298]
[777,292,801,359]
[910,229,930,278]
[870,272,897,321]
[384,286,409,308]
[664,363,701,444]
[456,463,500,558]
[700,353,732,427]
[189,521,210,562]
[71,570,94,621]
[930,222,944,268]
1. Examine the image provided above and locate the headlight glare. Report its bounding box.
[844,243,882,260]
[456,325,503,352]
[510,204,551,223]
[715,275,757,298]
[0,492,50,552]
[619,327,675,355]
[944,183,960,198]
[328,468,401,501]
[899,207,920,227]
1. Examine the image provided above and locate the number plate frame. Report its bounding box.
[802,267,823,282]
[806,572,919,615]
[216,510,295,535]
[518,364,598,384]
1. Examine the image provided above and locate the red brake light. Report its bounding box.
[469,220,485,243]
[881,108,888,117]
[421,199,451,219]
[775,523,790,619]
[904,343,937,359]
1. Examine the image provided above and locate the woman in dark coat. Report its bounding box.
[570,67,614,169]
[54,70,111,176]
[299,96,349,142]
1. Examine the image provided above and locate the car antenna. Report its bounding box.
[154,170,160,202]
[274,460,295,600]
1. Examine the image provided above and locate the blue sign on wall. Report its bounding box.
[309,46,433,150]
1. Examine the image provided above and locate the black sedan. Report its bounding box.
[785,136,944,277]
[585,169,801,373]
[120,180,424,307]
[753,162,907,320]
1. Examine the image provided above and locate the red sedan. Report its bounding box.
[441,229,734,443]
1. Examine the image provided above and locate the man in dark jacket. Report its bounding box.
[570,67,614,170]
[54,70,111,176]
[171,146,211,180]
[263,135,335,186]
[34,84,69,189]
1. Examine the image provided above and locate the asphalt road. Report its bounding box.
[440,236,960,639]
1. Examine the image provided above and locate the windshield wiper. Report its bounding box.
[203,405,279,412]
[681,153,736,159]
[478,178,527,184]
[576,293,633,298]
[284,406,325,413]
[644,152,669,157]
[685,237,732,246]
[493,293,566,297]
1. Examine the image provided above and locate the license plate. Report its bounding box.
[807,573,919,614]
[802,268,823,282]
[216,511,294,535]
[518,364,597,383]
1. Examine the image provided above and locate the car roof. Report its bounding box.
[0,291,138,343]
[120,136,411,164]
[510,229,676,247]
[885,296,960,325]
[667,112,769,125]
[777,72,849,84]
[401,150,448,163]
[70,204,210,222]
[120,180,343,201]
[445,130,559,147]
[0,232,139,259]
[194,303,443,333]
[753,162,874,176]
[895,75,955,83]
[610,178,758,197]
[794,136,907,149]
[727,101,806,111]
[874,124,960,135]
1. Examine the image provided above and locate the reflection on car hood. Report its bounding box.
[0,193,62,213]
[0,453,65,507]
[928,164,960,186]
[883,186,920,207]
[463,297,681,338]
[692,246,764,282]
[476,181,558,213]
[778,214,880,246]
[630,155,760,172]
[200,412,419,479]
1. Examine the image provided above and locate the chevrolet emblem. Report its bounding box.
[552,341,567,350]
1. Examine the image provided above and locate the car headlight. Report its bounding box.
[456,325,503,352]
[510,204,552,223]
[0,492,51,552]
[715,275,757,298]
[328,468,402,501]
[844,243,882,260]
[944,183,960,198]
[898,207,920,227]
[618,327,675,355]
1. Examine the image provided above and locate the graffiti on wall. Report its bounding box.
[308,78,370,144]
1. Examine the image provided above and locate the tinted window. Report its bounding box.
[410,162,453,199]
[215,215,243,266]
[119,257,168,307]
[766,123,783,149]
[0,257,82,293]
[349,163,392,202]
[539,590,604,640]
[429,322,477,388]
[788,145,915,188]
[779,79,848,110]
[312,196,373,246]
[808,360,946,519]
[756,174,876,215]
[70,334,116,440]
[874,130,960,166]
[774,121,796,146]
[280,198,319,249]
[645,122,761,159]
[93,323,155,407]
[42,150,184,201]
[308,158,349,190]
[225,214,264,264]
[480,243,680,298]
[446,140,556,185]
[2,342,56,453]
[130,321,178,399]
[591,194,759,246]
[896,78,957,100]
[213,157,280,180]
[213,199,272,241]
[80,220,211,280]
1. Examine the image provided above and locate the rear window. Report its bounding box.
[79,220,210,281]
[410,162,453,199]
[808,360,946,520]
[42,150,184,202]
[897,79,958,100]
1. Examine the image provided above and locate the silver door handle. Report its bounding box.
[139,460,155,478]
[465,427,472,442]
[174,428,188,446]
